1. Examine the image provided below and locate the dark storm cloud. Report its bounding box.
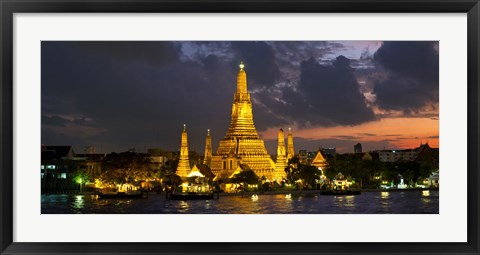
[274,41,335,61]
[372,42,439,111]
[298,56,376,126]
[42,115,68,127]
[71,41,182,66]
[231,42,280,88]
[41,42,235,153]
[250,55,376,130]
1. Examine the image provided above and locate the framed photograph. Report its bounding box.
[1,0,479,254]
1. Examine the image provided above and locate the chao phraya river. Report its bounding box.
[42,190,438,214]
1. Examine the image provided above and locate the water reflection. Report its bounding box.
[72,195,84,209]
[344,195,355,208]
[378,192,391,212]
[178,201,190,213]
[42,191,439,214]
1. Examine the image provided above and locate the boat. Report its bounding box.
[320,190,361,195]
[167,192,215,200]
[97,191,144,199]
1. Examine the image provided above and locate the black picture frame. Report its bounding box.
[1,0,479,254]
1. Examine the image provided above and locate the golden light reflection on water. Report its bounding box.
[380,192,391,210]
[421,190,431,205]
[205,200,211,209]
[345,195,355,207]
[178,201,190,213]
[73,195,84,209]
[333,195,355,209]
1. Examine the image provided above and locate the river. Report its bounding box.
[41,190,438,214]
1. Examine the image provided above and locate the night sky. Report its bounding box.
[41,41,439,154]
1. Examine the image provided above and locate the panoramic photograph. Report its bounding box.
[41,41,439,214]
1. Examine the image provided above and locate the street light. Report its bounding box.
[76,178,83,193]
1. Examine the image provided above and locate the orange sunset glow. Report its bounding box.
[261,117,438,153]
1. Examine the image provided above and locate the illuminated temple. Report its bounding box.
[175,63,292,182]
[210,62,280,181]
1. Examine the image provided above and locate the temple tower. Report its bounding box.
[210,62,275,180]
[274,129,287,181]
[203,129,212,167]
[176,124,191,178]
[287,127,295,160]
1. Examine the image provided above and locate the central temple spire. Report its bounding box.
[225,62,258,138]
[237,61,247,94]
[210,62,275,180]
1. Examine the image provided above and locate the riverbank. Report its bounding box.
[218,188,439,197]
[54,187,438,197]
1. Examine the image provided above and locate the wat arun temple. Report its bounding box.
[176,62,295,182]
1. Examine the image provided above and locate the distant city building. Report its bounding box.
[320,147,336,156]
[374,143,439,164]
[354,143,362,153]
[41,145,104,193]
[147,148,168,170]
[376,149,418,162]
[298,150,308,165]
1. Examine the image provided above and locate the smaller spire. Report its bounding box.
[288,127,291,134]
[207,129,210,135]
[183,124,186,131]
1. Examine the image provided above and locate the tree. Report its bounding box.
[298,165,322,189]
[159,159,178,179]
[230,169,259,185]
[99,152,153,186]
